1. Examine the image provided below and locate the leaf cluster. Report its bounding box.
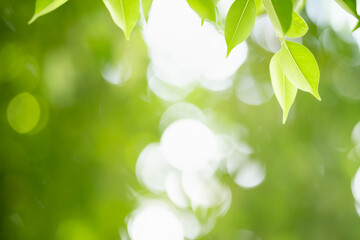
[28,0,360,123]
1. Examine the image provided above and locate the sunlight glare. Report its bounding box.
[127,202,184,240]
[252,15,280,53]
[165,172,189,208]
[355,201,360,217]
[159,102,206,133]
[217,0,235,23]
[307,0,358,33]
[352,122,360,144]
[177,211,202,239]
[182,172,230,209]
[161,119,219,172]
[234,161,266,188]
[143,0,247,100]
[352,167,360,203]
[147,65,194,101]
[101,62,131,85]
[236,76,273,106]
[136,143,173,193]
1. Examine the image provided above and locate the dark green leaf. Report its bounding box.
[262,0,293,36]
[335,0,359,19]
[353,20,360,31]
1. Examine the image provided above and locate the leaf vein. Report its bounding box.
[229,0,250,48]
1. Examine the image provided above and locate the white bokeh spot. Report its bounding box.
[161,119,219,172]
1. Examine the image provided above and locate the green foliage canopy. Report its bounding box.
[27,0,360,123]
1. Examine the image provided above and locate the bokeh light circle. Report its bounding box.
[136,143,173,193]
[352,167,360,203]
[7,92,40,134]
[143,0,248,100]
[234,161,266,188]
[127,202,184,240]
[160,119,219,172]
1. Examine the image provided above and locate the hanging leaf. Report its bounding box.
[255,0,265,15]
[225,0,256,56]
[262,0,293,37]
[103,0,140,40]
[270,52,297,123]
[334,0,360,31]
[335,0,359,19]
[28,0,69,24]
[142,0,153,21]
[280,40,321,100]
[187,0,217,23]
[286,11,308,38]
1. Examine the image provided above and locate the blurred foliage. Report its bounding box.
[1,0,360,240]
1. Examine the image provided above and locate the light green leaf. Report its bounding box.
[262,0,293,36]
[255,0,265,15]
[225,0,256,56]
[335,0,359,19]
[28,0,69,24]
[280,40,321,100]
[103,0,140,40]
[270,52,297,123]
[286,11,308,38]
[187,0,217,22]
[142,0,153,21]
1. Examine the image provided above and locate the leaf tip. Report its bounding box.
[353,21,360,32]
[226,47,232,58]
[124,30,131,41]
[282,110,289,124]
[314,91,321,101]
[282,116,287,124]
[28,15,37,25]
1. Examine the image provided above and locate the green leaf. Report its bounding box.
[335,0,359,19]
[142,0,153,21]
[292,0,306,11]
[353,20,360,31]
[270,52,297,123]
[286,11,308,38]
[262,0,293,36]
[187,0,217,22]
[28,0,69,24]
[255,0,265,15]
[103,0,140,40]
[225,0,256,56]
[280,40,321,100]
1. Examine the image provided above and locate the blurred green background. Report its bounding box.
[1,0,360,239]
